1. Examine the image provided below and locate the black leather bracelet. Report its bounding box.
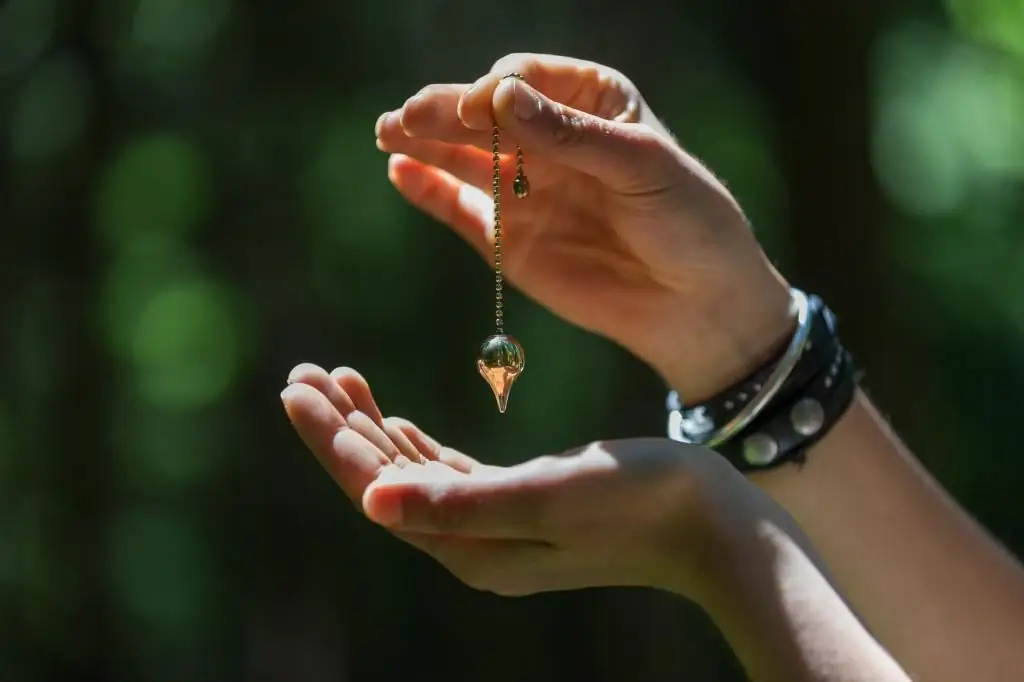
[666,292,859,471]
[667,295,839,442]
[715,344,858,471]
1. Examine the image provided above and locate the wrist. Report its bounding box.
[650,265,794,403]
[652,454,792,603]
[644,448,761,598]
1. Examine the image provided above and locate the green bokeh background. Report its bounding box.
[2,1,1023,680]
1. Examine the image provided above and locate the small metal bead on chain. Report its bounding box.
[491,72,529,335]
[492,124,504,333]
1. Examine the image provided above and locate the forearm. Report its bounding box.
[688,489,909,682]
[753,391,1024,681]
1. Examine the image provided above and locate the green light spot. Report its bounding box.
[947,0,1024,59]
[95,133,211,247]
[873,94,967,217]
[99,237,199,360]
[130,276,242,410]
[871,25,1024,218]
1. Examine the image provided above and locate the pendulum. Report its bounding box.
[477,73,529,413]
[477,72,530,414]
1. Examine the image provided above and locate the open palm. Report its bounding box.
[281,362,737,596]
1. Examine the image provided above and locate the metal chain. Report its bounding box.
[492,72,529,335]
[491,123,504,334]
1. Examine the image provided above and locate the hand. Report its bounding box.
[282,364,917,682]
[281,362,745,597]
[376,53,794,400]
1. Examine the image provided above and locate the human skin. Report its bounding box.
[281,366,909,682]
[366,53,1024,682]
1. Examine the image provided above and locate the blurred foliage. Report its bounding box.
[1,1,1023,681]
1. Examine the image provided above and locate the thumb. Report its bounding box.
[363,468,548,539]
[492,77,676,194]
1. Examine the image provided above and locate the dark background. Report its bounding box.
[2,1,1023,680]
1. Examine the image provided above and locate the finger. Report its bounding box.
[287,363,357,417]
[386,416,441,461]
[437,448,481,474]
[347,410,413,467]
[377,134,497,190]
[330,367,384,427]
[459,53,640,131]
[388,416,481,472]
[492,77,677,195]
[281,383,388,502]
[387,154,493,261]
[361,468,551,539]
[396,85,492,148]
[382,416,429,464]
[378,134,557,195]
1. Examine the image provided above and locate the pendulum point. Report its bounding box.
[477,334,525,413]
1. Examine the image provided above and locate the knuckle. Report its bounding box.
[631,123,668,150]
[627,124,677,165]
[414,83,447,100]
[607,66,639,95]
[553,111,587,146]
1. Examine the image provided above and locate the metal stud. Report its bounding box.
[790,397,825,436]
[742,432,779,466]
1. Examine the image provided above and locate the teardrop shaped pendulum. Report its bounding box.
[477,72,530,414]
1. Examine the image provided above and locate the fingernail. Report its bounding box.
[512,81,541,121]
[374,111,389,137]
[462,80,478,104]
[404,93,424,110]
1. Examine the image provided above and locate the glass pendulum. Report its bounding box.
[477,72,530,413]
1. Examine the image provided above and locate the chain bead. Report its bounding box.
[489,73,530,335]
